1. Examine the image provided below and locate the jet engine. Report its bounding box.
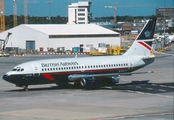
[80,77,100,89]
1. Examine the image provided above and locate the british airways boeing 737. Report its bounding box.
[3,18,156,91]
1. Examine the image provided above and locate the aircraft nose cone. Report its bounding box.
[3,74,9,81]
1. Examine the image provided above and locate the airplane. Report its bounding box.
[3,18,156,91]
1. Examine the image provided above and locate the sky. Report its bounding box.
[3,0,174,17]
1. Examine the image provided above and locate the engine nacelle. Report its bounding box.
[111,77,120,84]
[80,77,100,89]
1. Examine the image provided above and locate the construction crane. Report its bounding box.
[13,0,17,27]
[0,32,12,51]
[24,0,28,24]
[105,3,155,24]
[0,0,5,32]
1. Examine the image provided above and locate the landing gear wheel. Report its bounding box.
[23,85,28,91]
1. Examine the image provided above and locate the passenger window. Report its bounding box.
[21,68,24,71]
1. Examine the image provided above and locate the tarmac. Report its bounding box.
[0,46,173,120]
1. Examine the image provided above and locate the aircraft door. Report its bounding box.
[32,63,40,76]
[128,58,133,71]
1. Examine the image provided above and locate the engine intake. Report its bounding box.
[80,77,100,90]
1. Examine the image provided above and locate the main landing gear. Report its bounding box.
[23,85,28,91]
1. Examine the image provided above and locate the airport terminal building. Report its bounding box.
[0,24,120,52]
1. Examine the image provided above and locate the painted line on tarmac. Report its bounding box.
[168,86,174,89]
[126,90,173,99]
[93,112,174,120]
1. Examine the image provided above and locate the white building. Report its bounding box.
[0,24,120,52]
[68,1,92,24]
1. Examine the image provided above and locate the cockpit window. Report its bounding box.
[12,67,24,72]
[12,68,17,71]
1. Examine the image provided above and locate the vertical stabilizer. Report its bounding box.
[123,18,156,56]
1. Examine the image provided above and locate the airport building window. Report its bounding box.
[78,13,85,16]
[49,34,119,38]
[78,17,85,20]
[78,8,85,11]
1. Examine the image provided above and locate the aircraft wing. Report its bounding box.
[68,71,154,81]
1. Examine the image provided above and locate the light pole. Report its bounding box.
[47,1,53,24]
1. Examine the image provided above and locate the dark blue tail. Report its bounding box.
[136,18,156,46]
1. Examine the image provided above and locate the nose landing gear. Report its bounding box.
[23,85,28,91]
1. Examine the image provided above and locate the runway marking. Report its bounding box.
[152,84,158,86]
[146,87,153,90]
[159,85,168,88]
[135,86,141,88]
[126,90,173,99]
[135,91,145,94]
[168,86,174,89]
[158,89,166,92]
[95,112,174,120]
[127,90,134,93]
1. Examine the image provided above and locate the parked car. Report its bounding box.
[0,52,10,57]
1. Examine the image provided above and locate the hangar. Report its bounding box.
[0,24,120,52]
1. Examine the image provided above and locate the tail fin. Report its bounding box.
[123,18,156,56]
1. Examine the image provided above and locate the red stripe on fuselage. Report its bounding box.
[138,41,151,50]
[42,73,55,81]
